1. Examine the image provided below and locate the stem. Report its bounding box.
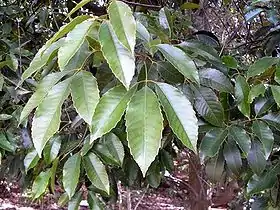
[133,184,149,210]
[120,0,161,9]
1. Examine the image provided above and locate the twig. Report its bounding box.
[133,184,149,210]
[126,187,132,210]
[121,0,161,9]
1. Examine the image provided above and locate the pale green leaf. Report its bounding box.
[83,152,110,194]
[157,44,199,84]
[126,86,163,175]
[32,78,72,157]
[180,2,200,9]
[235,75,250,118]
[88,191,104,210]
[271,85,280,107]
[67,0,91,18]
[43,135,62,164]
[0,73,3,91]
[108,0,136,52]
[90,85,137,143]
[58,19,96,71]
[252,121,274,159]
[71,71,99,125]
[194,86,224,127]
[136,21,150,43]
[249,84,266,103]
[200,128,227,161]
[68,191,82,210]
[159,7,172,37]
[63,153,81,198]
[24,149,39,172]
[21,39,65,81]
[32,169,51,199]
[99,21,135,89]
[156,83,198,152]
[247,57,279,78]
[261,113,280,131]
[228,126,251,156]
[0,114,13,120]
[20,71,71,125]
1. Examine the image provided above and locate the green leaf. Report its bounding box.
[235,75,250,118]
[252,121,274,159]
[205,152,225,183]
[21,39,65,81]
[180,2,200,9]
[156,83,198,152]
[24,149,39,172]
[0,73,3,91]
[63,153,81,198]
[71,71,99,125]
[157,44,199,84]
[67,0,91,18]
[247,57,279,78]
[58,19,96,71]
[83,152,110,194]
[157,61,184,84]
[159,7,172,37]
[245,8,264,22]
[199,68,233,93]
[275,66,280,84]
[0,114,12,121]
[88,191,104,210]
[99,21,135,89]
[32,169,52,199]
[0,132,15,152]
[32,78,72,157]
[222,55,238,69]
[254,96,274,116]
[20,71,70,124]
[200,128,227,161]
[108,0,136,53]
[90,85,136,143]
[136,21,150,43]
[249,84,266,103]
[50,158,59,193]
[223,140,242,174]
[194,87,224,127]
[126,86,163,175]
[271,85,280,107]
[43,135,61,165]
[146,160,162,188]
[247,140,266,175]
[93,132,124,167]
[68,191,82,210]
[58,193,69,207]
[261,113,280,131]
[228,126,251,156]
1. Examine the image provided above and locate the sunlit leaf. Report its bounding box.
[24,149,39,172]
[32,169,52,199]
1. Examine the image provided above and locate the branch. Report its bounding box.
[121,0,162,10]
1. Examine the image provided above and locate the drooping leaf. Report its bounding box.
[193,86,224,127]
[247,163,280,195]
[200,128,227,161]
[32,78,72,157]
[63,153,81,198]
[136,21,150,43]
[254,95,274,117]
[261,113,280,131]
[156,83,198,152]
[88,191,104,210]
[271,85,280,107]
[68,191,82,210]
[228,126,251,156]
[157,61,184,84]
[83,152,110,194]
[0,132,15,152]
[93,132,124,167]
[223,140,242,174]
[21,39,65,81]
[24,149,39,172]
[67,0,91,18]
[20,71,71,124]
[252,121,274,159]
[146,160,162,188]
[205,152,225,183]
[247,140,266,175]
[108,0,136,53]
[157,44,199,84]
[199,68,233,93]
[126,86,163,175]
[43,135,62,165]
[99,21,135,89]
[50,158,58,193]
[58,19,96,71]
[235,75,250,118]
[159,7,172,37]
[249,84,266,103]
[247,57,279,78]
[32,169,52,199]
[71,71,99,125]
[90,85,136,143]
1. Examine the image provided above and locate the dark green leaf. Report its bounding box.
[249,84,266,103]
[205,152,225,183]
[223,140,242,174]
[235,75,250,118]
[228,126,251,156]
[0,132,15,152]
[43,135,61,165]
[222,55,238,69]
[247,57,279,78]
[157,61,184,84]
[247,140,266,175]
[88,191,104,210]
[261,113,280,131]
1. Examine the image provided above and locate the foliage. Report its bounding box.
[2,0,280,209]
